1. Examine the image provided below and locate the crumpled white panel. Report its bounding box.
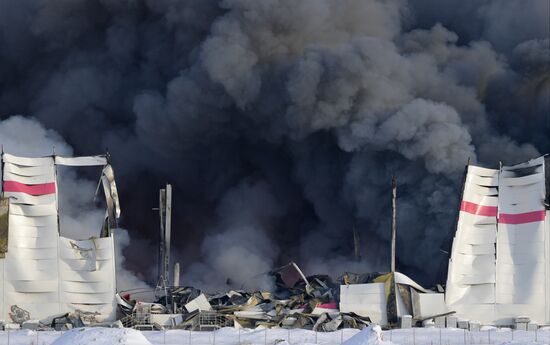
[500,173,544,187]
[9,214,57,227]
[468,165,499,177]
[55,155,107,166]
[466,174,499,187]
[8,280,58,293]
[0,153,117,322]
[3,163,54,177]
[4,192,56,205]
[2,154,53,167]
[9,204,57,217]
[9,236,57,248]
[6,247,58,259]
[3,171,55,185]
[62,281,112,294]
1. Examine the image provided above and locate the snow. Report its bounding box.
[0,326,548,345]
[51,327,152,345]
[342,325,396,345]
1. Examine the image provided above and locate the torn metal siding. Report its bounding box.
[446,156,550,325]
[0,153,117,322]
[446,164,499,319]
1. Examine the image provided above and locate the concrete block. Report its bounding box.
[528,322,538,331]
[516,316,530,323]
[4,323,20,330]
[515,322,528,331]
[400,315,412,329]
[21,320,39,330]
[434,316,446,328]
[151,314,183,327]
[469,321,480,332]
[446,316,458,328]
[457,319,469,329]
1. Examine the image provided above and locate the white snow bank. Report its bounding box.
[51,327,152,345]
[343,325,397,345]
[276,340,317,345]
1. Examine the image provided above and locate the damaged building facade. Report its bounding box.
[0,151,548,329]
[446,156,550,325]
[0,153,120,322]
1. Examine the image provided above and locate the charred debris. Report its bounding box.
[117,264,446,331]
[113,182,450,332]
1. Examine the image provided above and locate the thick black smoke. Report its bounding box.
[0,0,548,289]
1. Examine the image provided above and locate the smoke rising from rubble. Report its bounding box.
[0,0,548,289]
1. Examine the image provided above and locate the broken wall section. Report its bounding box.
[0,153,117,322]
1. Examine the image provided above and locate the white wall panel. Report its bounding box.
[0,153,116,322]
[3,163,54,177]
[2,154,53,167]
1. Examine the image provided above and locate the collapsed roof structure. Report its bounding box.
[119,155,550,330]
[119,267,446,331]
[446,156,550,325]
[0,153,120,323]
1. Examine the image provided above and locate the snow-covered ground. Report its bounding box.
[0,326,548,345]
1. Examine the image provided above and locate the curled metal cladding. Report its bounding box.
[101,164,121,232]
[446,156,550,325]
[0,152,119,323]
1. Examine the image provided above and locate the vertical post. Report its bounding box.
[353,224,361,261]
[159,187,166,285]
[164,184,172,286]
[391,176,397,273]
[174,262,180,288]
[157,184,172,308]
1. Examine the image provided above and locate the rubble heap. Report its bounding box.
[117,264,445,331]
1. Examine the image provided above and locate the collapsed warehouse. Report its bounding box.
[118,155,550,331]
[0,152,549,331]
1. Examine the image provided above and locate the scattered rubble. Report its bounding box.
[116,263,448,331]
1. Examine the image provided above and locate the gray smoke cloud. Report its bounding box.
[0,0,548,288]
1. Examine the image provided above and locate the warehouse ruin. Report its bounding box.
[0,152,549,330]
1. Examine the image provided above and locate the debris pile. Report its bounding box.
[119,263,379,331]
